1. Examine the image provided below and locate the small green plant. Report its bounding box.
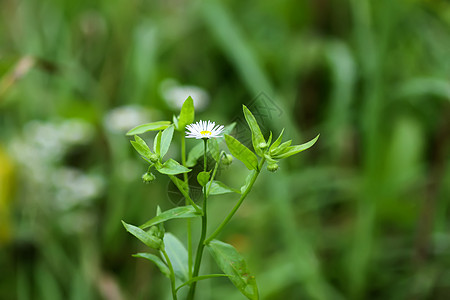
[122,97,319,299]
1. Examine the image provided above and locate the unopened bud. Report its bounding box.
[258,142,268,150]
[267,163,279,173]
[142,172,156,183]
[148,153,159,163]
[221,154,233,165]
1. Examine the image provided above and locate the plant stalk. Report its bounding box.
[187,139,209,300]
[205,157,265,244]
[181,134,193,279]
[161,248,178,300]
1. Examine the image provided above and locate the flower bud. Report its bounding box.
[221,154,233,165]
[148,153,159,163]
[142,172,156,183]
[267,163,279,173]
[149,225,165,239]
[257,142,268,150]
[148,226,159,236]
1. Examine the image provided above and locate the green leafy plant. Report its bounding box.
[122,96,319,299]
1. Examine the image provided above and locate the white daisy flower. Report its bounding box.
[185,120,224,139]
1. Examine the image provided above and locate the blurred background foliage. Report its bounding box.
[1,0,450,299]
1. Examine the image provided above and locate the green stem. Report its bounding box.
[181,134,189,184]
[206,152,225,197]
[187,139,209,300]
[161,248,178,300]
[168,175,201,213]
[205,157,266,244]
[180,134,193,279]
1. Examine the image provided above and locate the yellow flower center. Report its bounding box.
[200,130,211,135]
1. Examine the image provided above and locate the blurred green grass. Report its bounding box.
[1,0,450,299]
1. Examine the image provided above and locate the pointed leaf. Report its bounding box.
[163,233,189,283]
[225,135,258,170]
[126,121,171,136]
[240,171,256,194]
[155,206,165,237]
[170,175,189,194]
[175,274,230,292]
[131,135,153,158]
[207,240,259,300]
[209,138,221,162]
[140,206,201,229]
[172,114,179,129]
[153,131,162,156]
[177,96,195,131]
[122,221,161,249]
[273,134,320,159]
[270,140,292,156]
[186,142,204,167]
[269,129,284,152]
[161,125,174,157]
[266,131,273,146]
[157,159,191,175]
[133,253,170,278]
[243,105,265,156]
[197,171,211,187]
[209,181,240,195]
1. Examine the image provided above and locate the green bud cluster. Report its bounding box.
[267,163,279,172]
[221,153,233,165]
[257,142,268,150]
[148,153,159,163]
[142,172,156,183]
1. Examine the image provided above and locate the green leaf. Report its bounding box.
[130,135,153,159]
[177,96,195,131]
[122,221,161,249]
[163,233,189,283]
[266,131,273,146]
[207,240,259,300]
[157,159,191,175]
[133,253,170,278]
[170,176,189,194]
[186,142,204,167]
[172,114,179,129]
[240,171,256,194]
[269,129,285,152]
[126,121,171,136]
[270,140,292,156]
[209,181,240,195]
[243,105,265,156]
[155,206,165,238]
[225,135,258,170]
[209,138,221,162]
[175,274,230,292]
[140,206,201,229]
[161,125,174,157]
[153,131,162,156]
[197,171,211,187]
[273,134,320,159]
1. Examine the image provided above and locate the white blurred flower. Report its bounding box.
[103,105,151,133]
[53,168,104,210]
[160,78,209,111]
[9,119,95,182]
